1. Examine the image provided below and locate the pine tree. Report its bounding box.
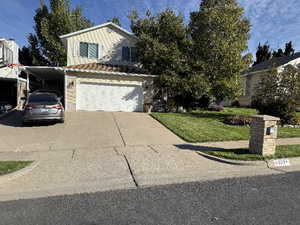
[28,0,93,66]
[254,43,272,65]
[284,41,295,56]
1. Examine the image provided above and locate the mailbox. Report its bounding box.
[266,126,275,135]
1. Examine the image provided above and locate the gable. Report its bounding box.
[62,23,138,66]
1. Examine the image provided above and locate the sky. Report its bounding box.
[1,0,300,56]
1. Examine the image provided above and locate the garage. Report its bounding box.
[65,63,157,112]
[77,82,143,112]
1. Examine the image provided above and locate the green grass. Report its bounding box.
[0,161,33,176]
[205,145,300,161]
[151,107,300,143]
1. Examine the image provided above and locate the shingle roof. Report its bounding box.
[65,63,150,75]
[243,52,300,75]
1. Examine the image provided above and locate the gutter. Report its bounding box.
[64,67,158,78]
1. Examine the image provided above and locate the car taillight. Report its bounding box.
[25,106,34,110]
[52,105,64,109]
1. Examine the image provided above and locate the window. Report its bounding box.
[122,47,138,62]
[80,42,99,59]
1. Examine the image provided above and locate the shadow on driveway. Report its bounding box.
[0,110,57,128]
[0,110,23,127]
[175,144,247,165]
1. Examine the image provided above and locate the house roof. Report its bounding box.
[59,22,137,40]
[243,52,300,75]
[65,63,157,78]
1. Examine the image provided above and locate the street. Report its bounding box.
[1,171,300,225]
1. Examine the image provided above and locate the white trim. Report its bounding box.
[59,22,138,40]
[65,68,158,78]
[23,66,158,78]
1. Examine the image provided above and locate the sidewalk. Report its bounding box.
[192,137,300,150]
[2,138,300,202]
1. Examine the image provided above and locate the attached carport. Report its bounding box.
[24,66,66,106]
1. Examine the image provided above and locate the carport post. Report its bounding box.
[26,70,30,93]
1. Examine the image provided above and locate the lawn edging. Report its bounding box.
[197,151,265,166]
[199,150,300,170]
[0,161,39,184]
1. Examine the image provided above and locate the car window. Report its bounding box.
[28,94,58,103]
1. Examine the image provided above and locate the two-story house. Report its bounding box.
[0,38,27,111]
[25,22,156,113]
[238,53,300,106]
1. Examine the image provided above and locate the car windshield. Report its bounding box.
[28,94,58,103]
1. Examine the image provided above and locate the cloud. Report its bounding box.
[240,0,300,53]
[2,0,300,55]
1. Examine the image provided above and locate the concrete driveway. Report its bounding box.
[0,111,184,152]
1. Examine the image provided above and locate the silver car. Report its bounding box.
[23,92,65,124]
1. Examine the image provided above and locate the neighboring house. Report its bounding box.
[0,38,27,110]
[238,53,300,106]
[24,22,157,112]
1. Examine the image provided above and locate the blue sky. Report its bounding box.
[1,0,300,56]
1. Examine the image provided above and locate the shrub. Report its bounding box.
[208,105,225,111]
[231,100,240,107]
[252,65,300,124]
[291,114,300,125]
[224,115,252,126]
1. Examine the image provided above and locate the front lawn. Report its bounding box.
[151,107,300,143]
[0,161,33,176]
[205,145,300,161]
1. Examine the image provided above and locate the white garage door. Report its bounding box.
[77,82,144,112]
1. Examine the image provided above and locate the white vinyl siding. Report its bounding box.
[65,25,137,66]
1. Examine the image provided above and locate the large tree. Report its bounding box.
[28,0,93,66]
[254,43,272,65]
[129,9,209,109]
[189,0,252,103]
[273,41,295,58]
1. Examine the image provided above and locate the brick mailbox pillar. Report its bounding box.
[249,115,280,156]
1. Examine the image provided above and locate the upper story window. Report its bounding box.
[80,42,99,59]
[122,47,138,62]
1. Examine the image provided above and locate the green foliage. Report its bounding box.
[28,0,93,66]
[189,0,251,103]
[284,41,295,56]
[254,42,272,65]
[272,48,284,58]
[108,17,121,26]
[19,46,33,66]
[252,65,300,124]
[129,9,210,109]
[255,41,295,66]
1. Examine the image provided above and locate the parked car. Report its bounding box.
[23,92,65,124]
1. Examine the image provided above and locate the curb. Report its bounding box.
[196,151,264,166]
[266,156,300,169]
[0,108,17,119]
[0,161,39,184]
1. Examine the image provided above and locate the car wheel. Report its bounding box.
[22,121,30,126]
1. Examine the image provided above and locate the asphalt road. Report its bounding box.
[1,172,300,225]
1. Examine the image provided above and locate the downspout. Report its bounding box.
[64,68,67,111]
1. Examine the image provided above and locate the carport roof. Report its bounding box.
[24,66,65,81]
[24,64,158,79]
